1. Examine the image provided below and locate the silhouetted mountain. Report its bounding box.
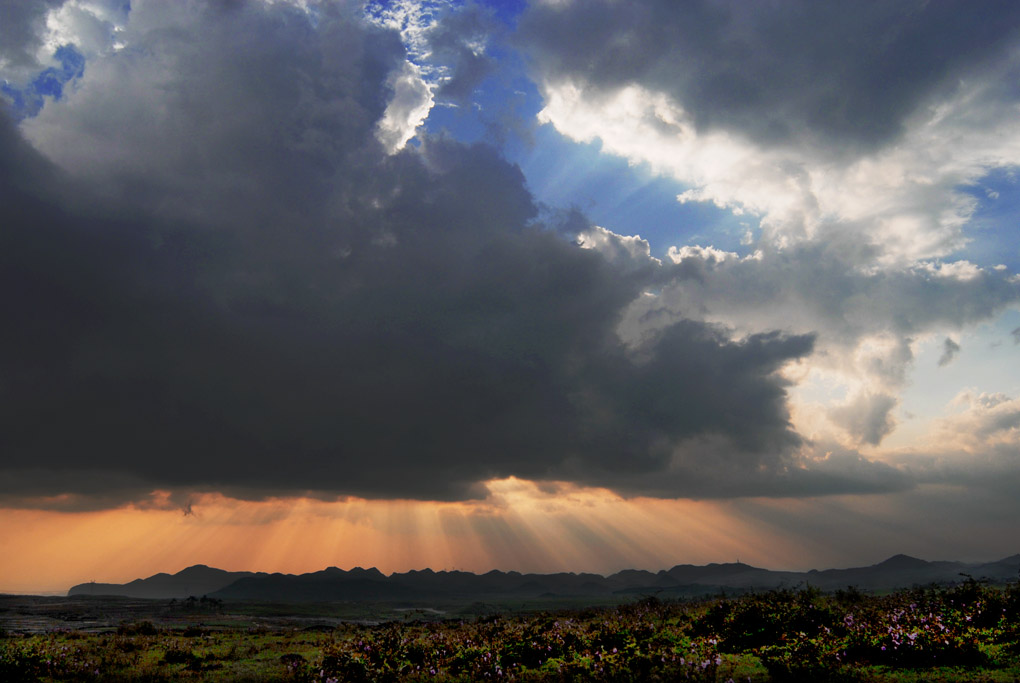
[69,554,1020,602]
[655,562,802,590]
[973,555,1020,579]
[68,565,262,599]
[876,554,930,570]
[215,569,416,602]
[803,555,982,591]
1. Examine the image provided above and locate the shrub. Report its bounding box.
[117,620,158,636]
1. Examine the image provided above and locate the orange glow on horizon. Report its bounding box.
[0,477,924,594]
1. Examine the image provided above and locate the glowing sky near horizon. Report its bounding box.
[1,0,1019,593]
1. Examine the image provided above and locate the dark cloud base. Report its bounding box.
[0,109,815,504]
[0,0,915,510]
[519,0,1020,152]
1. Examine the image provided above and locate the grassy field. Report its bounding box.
[2,579,1019,681]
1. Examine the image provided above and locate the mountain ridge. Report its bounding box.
[67,554,1020,601]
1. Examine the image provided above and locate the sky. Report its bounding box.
[1,0,1019,594]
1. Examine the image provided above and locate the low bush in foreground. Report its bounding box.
[2,580,1019,681]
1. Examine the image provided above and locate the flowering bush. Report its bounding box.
[312,603,721,682]
[2,578,1019,681]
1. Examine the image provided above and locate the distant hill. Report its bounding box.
[68,565,263,599]
[68,555,1020,602]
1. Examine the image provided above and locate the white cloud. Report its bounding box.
[375,60,433,153]
[940,391,1020,450]
[41,0,130,59]
[923,260,984,281]
[828,391,899,446]
[576,225,660,270]
[536,76,1020,266]
[883,391,1020,497]
[365,0,464,152]
[521,3,1020,435]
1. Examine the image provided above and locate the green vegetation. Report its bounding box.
[2,579,1019,681]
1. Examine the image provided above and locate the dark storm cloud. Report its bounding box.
[518,0,1020,151]
[0,107,817,503]
[21,0,405,231]
[0,0,859,509]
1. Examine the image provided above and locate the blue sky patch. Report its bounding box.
[955,167,1020,271]
[1,45,85,120]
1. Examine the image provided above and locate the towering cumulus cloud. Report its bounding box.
[0,0,838,509]
[519,0,1020,473]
